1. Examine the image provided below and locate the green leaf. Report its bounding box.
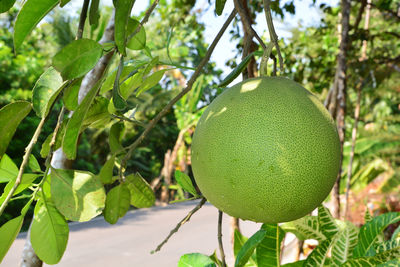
[209,250,223,267]
[215,0,227,15]
[350,158,387,192]
[392,225,400,241]
[143,56,159,76]
[233,229,257,267]
[353,212,400,257]
[281,216,326,242]
[115,0,136,55]
[0,101,31,158]
[281,261,306,267]
[31,198,69,264]
[100,63,145,94]
[0,215,23,263]
[41,119,68,158]
[14,0,59,51]
[32,67,64,118]
[0,154,18,183]
[112,59,127,110]
[343,241,400,266]
[99,155,115,184]
[219,52,256,87]
[104,183,131,224]
[235,229,267,267]
[377,258,400,267]
[51,168,106,222]
[89,0,100,25]
[52,39,103,80]
[0,174,40,207]
[62,73,104,159]
[120,71,144,98]
[174,170,198,196]
[379,172,400,193]
[0,0,16,13]
[28,154,41,172]
[318,205,339,239]
[178,253,216,267]
[21,196,34,216]
[126,18,146,50]
[126,173,155,208]
[63,78,83,111]
[331,221,359,266]
[109,122,125,154]
[256,224,285,267]
[136,69,167,97]
[376,239,400,254]
[364,208,373,224]
[304,239,332,267]
[83,96,110,128]
[60,0,71,7]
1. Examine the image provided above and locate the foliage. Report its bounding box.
[180,207,400,266]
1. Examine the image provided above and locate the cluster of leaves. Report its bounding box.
[0,0,172,264]
[0,0,226,263]
[178,206,400,267]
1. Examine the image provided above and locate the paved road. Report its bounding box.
[3,200,296,267]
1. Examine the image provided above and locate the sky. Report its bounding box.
[67,0,339,77]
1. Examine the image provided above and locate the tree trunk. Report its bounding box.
[343,0,371,219]
[329,0,351,219]
[20,14,115,267]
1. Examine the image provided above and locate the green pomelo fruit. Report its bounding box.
[191,77,340,223]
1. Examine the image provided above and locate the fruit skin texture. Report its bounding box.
[191,77,341,223]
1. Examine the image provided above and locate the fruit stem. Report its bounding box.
[263,0,284,72]
[218,210,227,267]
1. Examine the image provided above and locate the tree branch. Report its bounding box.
[151,198,207,253]
[330,0,351,219]
[233,0,266,50]
[370,2,400,21]
[218,210,227,267]
[344,0,371,219]
[120,8,237,176]
[263,0,284,72]
[128,0,159,41]
[76,0,90,40]
[0,116,46,217]
[352,0,367,32]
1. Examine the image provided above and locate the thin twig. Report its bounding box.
[353,0,367,32]
[120,9,237,175]
[50,107,66,147]
[0,116,46,217]
[127,0,160,41]
[263,0,284,72]
[233,0,266,50]
[0,90,65,216]
[370,2,400,21]
[76,0,90,40]
[152,198,207,253]
[218,210,227,267]
[111,114,145,127]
